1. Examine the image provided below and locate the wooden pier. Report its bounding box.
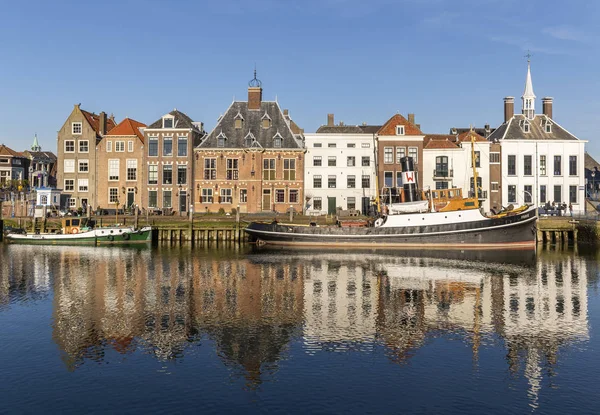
[154,226,249,243]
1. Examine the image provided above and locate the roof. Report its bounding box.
[81,110,117,137]
[457,130,487,142]
[0,144,21,157]
[423,134,460,149]
[316,124,381,134]
[106,118,147,142]
[450,127,495,138]
[148,110,199,130]
[488,114,580,141]
[377,113,423,136]
[24,150,57,162]
[199,101,303,149]
[585,153,600,170]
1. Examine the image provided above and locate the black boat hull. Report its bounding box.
[245,208,538,249]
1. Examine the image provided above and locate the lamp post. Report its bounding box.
[592,171,596,199]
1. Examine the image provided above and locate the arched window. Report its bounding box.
[40,195,48,205]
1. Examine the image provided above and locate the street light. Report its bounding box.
[592,171,596,198]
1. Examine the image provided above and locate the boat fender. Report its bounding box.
[107,235,114,241]
[122,233,130,240]
[374,218,384,227]
[72,228,79,234]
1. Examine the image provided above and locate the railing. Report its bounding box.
[468,190,488,199]
[433,169,453,179]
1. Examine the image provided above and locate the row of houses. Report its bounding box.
[51,62,588,215]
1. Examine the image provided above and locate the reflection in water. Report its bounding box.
[0,244,595,404]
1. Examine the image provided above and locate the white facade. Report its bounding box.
[304,133,377,215]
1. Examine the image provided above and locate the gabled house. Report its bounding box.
[0,144,28,188]
[97,118,147,211]
[194,74,305,214]
[23,134,57,188]
[143,110,204,215]
[57,104,116,211]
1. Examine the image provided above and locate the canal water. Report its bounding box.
[0,244,599,414]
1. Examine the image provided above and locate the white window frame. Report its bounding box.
[361,143,370,148]
[78,159,89,173]
[78,179,89,192]
[69,198,76,208]
[220,188,233,204]
[64,159,75,173]
[115,141,125,152]
[106,140,112,152]
[384,147,394,164]
[64,179,74,191]
[162,116,174,129]
[126,159,137,181]
[128,141,134,152]
[408,147,418,163]
[79,140,89,153]
[108,159,119,181]
[72,122,82,135]
[396,125,405,135]
[64,140,75,153]
[109,188,119,204]
[489,152,500,164]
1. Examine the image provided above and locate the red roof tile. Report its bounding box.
[377,113,423,136]
[81,109,117,136]
[0,144,20,157]
[106,118,147,142]
[457,130,487,142]
[423,134,460,149]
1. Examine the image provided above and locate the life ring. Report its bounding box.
[122,233,130,240]
[374,218,384,227]
[107,235,114,242]
[72,228,79,234]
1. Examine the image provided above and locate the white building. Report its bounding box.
[422,131,492,212]
[304,114,379,215]
[488,61,587,213]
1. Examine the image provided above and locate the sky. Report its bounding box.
[1,0,599,156]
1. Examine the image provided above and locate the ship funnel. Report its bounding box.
[400,157,420,202]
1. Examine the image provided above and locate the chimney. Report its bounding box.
[408,113,415,125]
[99,111,107,135]
[327,113,334,127]
[248,86,262,110]
[542,97,553,119]
[503,97,514,123]
[415,124,421,131]
[283,109,289,117]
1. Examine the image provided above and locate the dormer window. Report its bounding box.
[396,125,405,135]
[544,120,552,133]
[273,131,283,148]
[244,131,255,148]
[261,112,272,129]
[234,111,244,129]
[217,131,227,148]
[521,119,531,133]
[163,117,174,129]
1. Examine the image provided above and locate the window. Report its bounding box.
[148,137,158,156]
[569,156,577,176]
[226,159,239,180]
[508,155,516,176]
[396,147,406,164]
[274,136,282,148]
[474,151,480,168]
[347,197,356,210]
[109,159,119,180]
[201,188,213,203]
[347,143,355,148]
[328,143,336,148]
[313,197,322,211]
[78,160,89,173]
[491,182,499,192]
[289,189,299,203]
[128,141,134,152]
[69,198,76,208]
[362,175,370,188]
[240,189,247,203]
[148,165,158,184]
[328,175,336,188]
[554,185,562,202]
[328,156,336,167]
[78,179,88,192]
[245,135,253,147]
[262,118,272,129]
[347,175,356,188]
[204,159,216,180]
[177,165,187,184]
[79,140,89,153]
[109,188,119,204]
[408,147,418,163]
[384,171,393,187]
[523,121,530,133]
[127,160,137,181]
[524,185,532,203]
[539,155,547,176]
[570,185,577,203]
[106,141,112,152]
[64,159,75,173]
[490,153,500,163]
[148,190,157,208]
[361,157,370,167]
[65,140,75,153]
[72,122,82,134]
[313,156,322,166]
[508,185,516,203]
[263,159,276,180]
[347,156,355,167]
[64,179,74,191]
[162,165,172,184]
[554,155,562,176]
[163,190,172,208]
[313,175,322,188]
[396,171,402,187]
[524,155,532,176]
[436,181,449,190]
[396,125,405,135]
[384,147,393,164]
[220,189,232,204]
[435,156,449,177]
[540,185,546,203]
[314,143,322,148]
[163,117,174,129]
[361,143,371,148]
[284,159,296,180]
[235,119,242,129]
[163,137,172,156]
[545,122,552,133]
[115,141,125,152]
[40,195,48,205]
[275,189,285,203]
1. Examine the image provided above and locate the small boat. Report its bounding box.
[4,217,152,245]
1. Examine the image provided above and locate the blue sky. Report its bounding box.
[1,0,599,156]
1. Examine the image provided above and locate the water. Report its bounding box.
[0,244,599,414]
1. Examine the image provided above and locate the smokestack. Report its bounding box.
[327,113,334,127]
[542,97,553,119]
[408,113,415,125]
[503,97,514,123]
[99,111,107,135]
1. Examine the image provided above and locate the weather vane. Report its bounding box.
[249,65,262,88]
[525,50,532,62]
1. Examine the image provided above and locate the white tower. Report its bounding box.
[522,56,536,120]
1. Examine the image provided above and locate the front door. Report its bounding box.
[328,197,336,215]
[262,189,271,211]
[127,189,135,209]
[179,191,186,213]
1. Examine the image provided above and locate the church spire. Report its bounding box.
[31,133,41,152]
[522,53,536,119]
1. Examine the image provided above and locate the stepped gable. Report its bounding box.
[106,118,147,142]
[200,101,302,149]
[377,114,423,136]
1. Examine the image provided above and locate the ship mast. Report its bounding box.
[470,126,479,201]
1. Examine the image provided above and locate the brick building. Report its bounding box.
[195,74,305,214]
